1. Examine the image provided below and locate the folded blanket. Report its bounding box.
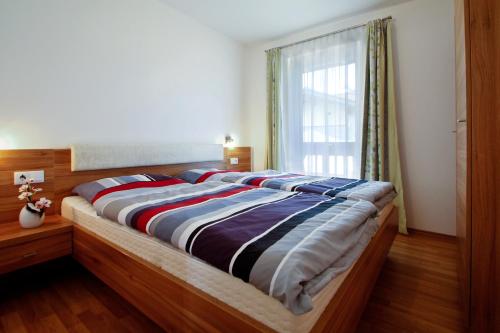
[179,169,395,205]
[82,178,378,314]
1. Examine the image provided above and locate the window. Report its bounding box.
[279,27,366,178]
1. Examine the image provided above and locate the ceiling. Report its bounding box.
[158,0,411,43]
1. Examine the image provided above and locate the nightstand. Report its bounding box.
[0,215,72,274]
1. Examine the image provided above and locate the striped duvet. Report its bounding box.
[81,176,378,314]
[180,169,395,204]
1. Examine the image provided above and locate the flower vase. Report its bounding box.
[19,203,45,228]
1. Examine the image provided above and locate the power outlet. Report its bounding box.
[230,157,239,165]
[13,170,45,185]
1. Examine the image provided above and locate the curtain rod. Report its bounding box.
[266,16,392,52]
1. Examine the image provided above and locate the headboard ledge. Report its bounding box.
[0,146,251,223]
[71,143,224,171]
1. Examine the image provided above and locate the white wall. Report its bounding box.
[241,0,456,235]
[0,0,243,149]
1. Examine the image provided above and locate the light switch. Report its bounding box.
[230,157,239,165]
[13,170,45,185]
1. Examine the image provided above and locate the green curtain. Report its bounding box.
[361,19,408,234]
[266,48,281,170]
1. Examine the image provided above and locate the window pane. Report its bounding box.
[281,26,366,178]
[328,66,346,95]
[303,155,323,176]
[313,70,326,93]
[348,63,356,101]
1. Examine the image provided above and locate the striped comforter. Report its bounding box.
[88,178,378,314]
[180,169,395,204]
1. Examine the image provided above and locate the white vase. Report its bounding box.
[19,203,45,229]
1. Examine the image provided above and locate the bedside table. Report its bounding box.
[0,215,72,274]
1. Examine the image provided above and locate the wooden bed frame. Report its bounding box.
[0,148,398,333]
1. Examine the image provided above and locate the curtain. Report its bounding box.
[361,19,408,234]
[266,48,282,169]
[279,27,367,178]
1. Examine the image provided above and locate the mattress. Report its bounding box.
[62,196,392,333]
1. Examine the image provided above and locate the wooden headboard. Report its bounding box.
[0,147,251,223]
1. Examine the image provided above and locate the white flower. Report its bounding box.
[18,184,29,192]
[36,197,52,208]
[18,192,32,200]
[33,187,42,192]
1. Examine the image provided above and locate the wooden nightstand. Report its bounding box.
[0,215,72,274]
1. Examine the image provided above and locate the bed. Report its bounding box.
[62,194,394,333]
[47,145,398,333]
[178,168,396,210]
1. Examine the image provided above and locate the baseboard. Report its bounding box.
[406,228,457,241]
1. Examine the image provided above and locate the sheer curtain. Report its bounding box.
[279,26,367,178]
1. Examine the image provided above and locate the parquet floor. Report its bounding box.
[0,232,463,333]
[357,231,463,333]
[0,258,163,333]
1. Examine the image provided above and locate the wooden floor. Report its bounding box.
[0,232,463,333]
[357,231,463,333]
[0,258,163,333]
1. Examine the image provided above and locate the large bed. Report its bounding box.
[62,195,394,333]
[41,145,398,333]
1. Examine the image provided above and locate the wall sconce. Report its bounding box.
[224,135,235,148]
